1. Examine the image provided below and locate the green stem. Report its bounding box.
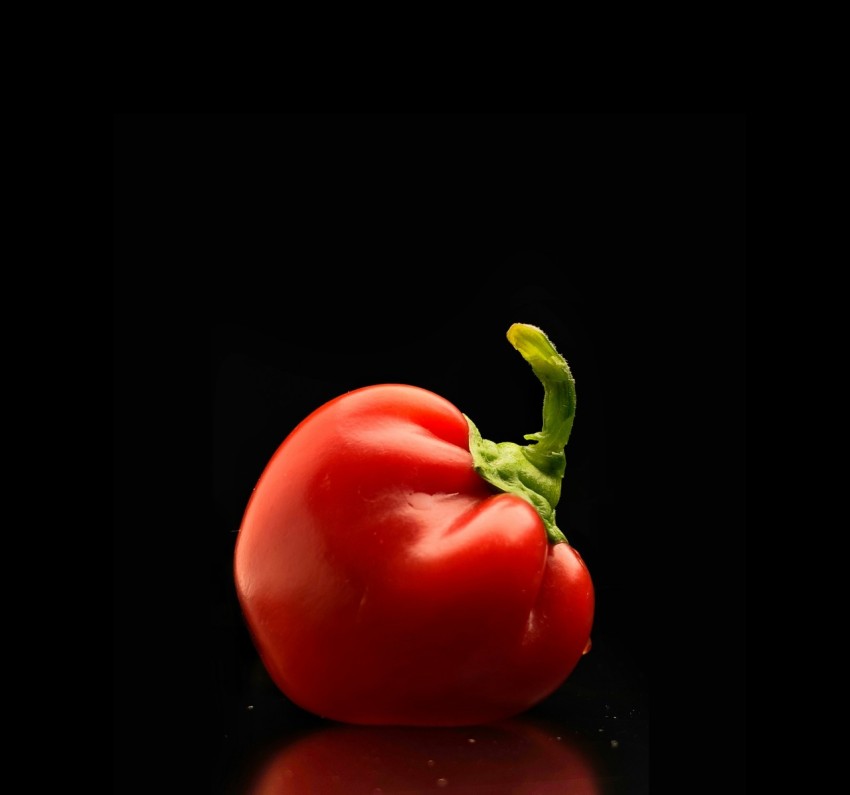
[465,323,576,545]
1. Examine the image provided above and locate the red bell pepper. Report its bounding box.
[233,323,594,726]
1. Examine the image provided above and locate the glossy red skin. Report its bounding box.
[234,384,594,726]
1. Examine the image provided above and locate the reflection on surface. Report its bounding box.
[234,717,601,794]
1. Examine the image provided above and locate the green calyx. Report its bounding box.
[465,323,576,545]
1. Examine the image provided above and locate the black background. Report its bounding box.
[114,113,745,793]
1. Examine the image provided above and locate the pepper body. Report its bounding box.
[234,383,594,726]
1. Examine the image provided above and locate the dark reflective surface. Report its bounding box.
[215,631,648,794]
[231,719,605,795]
